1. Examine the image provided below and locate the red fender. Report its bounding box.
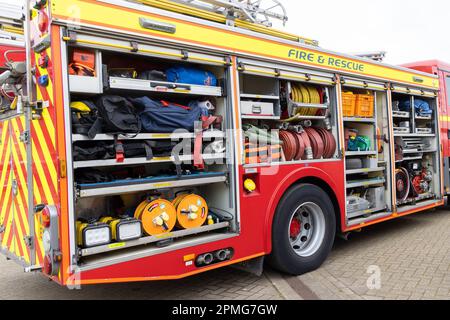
[263,166,344,253]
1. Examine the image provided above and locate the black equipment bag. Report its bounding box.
[121,140,178,160]
[138,70,167,81]
[71,101,102,139]
[73,142,115,161]
[75,169,113,184]
[95,95,141,136]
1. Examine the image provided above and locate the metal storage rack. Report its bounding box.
[67,45,234,260]
[392,91,440,209]
[343,88,389,221]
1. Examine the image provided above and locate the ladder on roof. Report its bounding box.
[174,0,288,27]
[151,0,288,27]
[355,51,387,62]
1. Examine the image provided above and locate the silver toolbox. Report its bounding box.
[241,100,274,116]
[416,128,432,134]
[367,187,385,209]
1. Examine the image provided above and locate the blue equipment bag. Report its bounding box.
[166,66,218,86]
[398,99,433,116]
[130,97,203,133]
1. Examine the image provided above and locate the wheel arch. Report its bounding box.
[263,167,344,254]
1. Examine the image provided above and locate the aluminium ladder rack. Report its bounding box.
[127,0,318,45]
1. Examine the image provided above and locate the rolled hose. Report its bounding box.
[280,127,336,161]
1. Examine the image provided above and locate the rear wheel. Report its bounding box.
[268,183,336,275]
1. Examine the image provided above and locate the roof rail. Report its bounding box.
[170,0,288,27]
[355,51,387,62]
[127,0,319,46]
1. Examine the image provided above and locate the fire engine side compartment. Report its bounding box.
[42,0,443,284]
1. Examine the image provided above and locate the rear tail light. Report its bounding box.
[43,255,52,275]
[41,207,51,228]
[35,205,60,277]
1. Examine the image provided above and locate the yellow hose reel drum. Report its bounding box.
[135,199,177,236]
[173,194,208,229]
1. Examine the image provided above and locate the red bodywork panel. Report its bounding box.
[0,44,25,69]
[402,60,450,158]
[77,161,346,283]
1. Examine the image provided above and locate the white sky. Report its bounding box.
[2,0,449,65]
[277,0,450,65]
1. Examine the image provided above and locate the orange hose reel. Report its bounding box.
[173,194,208,229]
[134,198,177,236]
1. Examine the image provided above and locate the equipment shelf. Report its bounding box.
[415,115,433,120]
[345,151,378,157]
[394,133,435,138]
[79,222,230,257]
[396,156,425,163]
[346,177,386,189]
[346,167,385,175]
[347,206,387,219]
[343,117,376,124]
[108,77,223,97]
[73,153,226,169]
[392,112,410,119]
[72,131,225,142]
[240,93,280,100]
[290,102,329,109]
[396,193,436,206]
[241,115,281,120]
[76,172,227,198]
[402,149,437,154]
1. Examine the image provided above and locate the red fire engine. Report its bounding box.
[0,0,448,286]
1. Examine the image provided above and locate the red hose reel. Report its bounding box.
[280,127,336,161]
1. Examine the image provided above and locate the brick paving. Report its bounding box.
[0,257,284,300]
[295,208,450,300]
[1,208,449,300]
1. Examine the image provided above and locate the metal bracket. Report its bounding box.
[130,41,139,53]
[12,179,18,197]
[181,50,189,60]
[19,130,30,144]
[67,30,77,44]
[24,235,33,249]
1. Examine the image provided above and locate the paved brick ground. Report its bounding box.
[295,208,450,300]
[1,208,449,300]
[0,258,284,300]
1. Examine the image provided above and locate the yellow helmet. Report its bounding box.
[70,101,92,113]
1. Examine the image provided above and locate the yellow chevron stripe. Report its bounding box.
[0,124,10,218]
[41,109,56,149]
[13,120,29,169]
[31,143,54,205]
[33,178,42,204]
[13,195,30,263]
[0,122,8,161]
[32,121,57,192]
[10,126,30,237]
[1,183,13,247]
[9,119,30,263]
[0,143,12,224]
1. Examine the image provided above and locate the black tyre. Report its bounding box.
[268,183,336,275]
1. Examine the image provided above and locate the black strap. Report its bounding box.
[87,118,102,139]
[143,141,154,161]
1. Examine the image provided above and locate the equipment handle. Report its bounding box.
[150,81,191,91]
